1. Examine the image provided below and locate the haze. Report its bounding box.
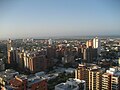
[0,0,120,39]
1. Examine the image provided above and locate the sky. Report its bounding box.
[0,0,120,39]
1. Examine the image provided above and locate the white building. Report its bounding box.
[55,78,86,90]
[93,37,101,55]
[48,39,53,45]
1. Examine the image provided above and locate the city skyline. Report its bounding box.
[0,0,120,39]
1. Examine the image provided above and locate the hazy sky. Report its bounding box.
[0,0,120,39]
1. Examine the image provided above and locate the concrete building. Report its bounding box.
[28,55,47,73]
[111,70,120,90]
[83,47,97,63]
[0,69,19,86]
[7,39,13,64]
[18,51,24,69]
[27,76,47,90]
[9,76,27,90]
[88,66,103,90]
[111,75,120,90]
[102,73,111,90]
[46,46,56,58]
[102,67,120,90]
[93,37,101,55]
[118,57,120,66]
[48,39,53,45]
[62,55,74,64]
[55,78,86,90]
[75,64,104,90]
[86,40,93,48]
[75,64,89,89]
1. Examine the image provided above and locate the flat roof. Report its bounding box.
[27,76,46,86]
[56,83,77,90]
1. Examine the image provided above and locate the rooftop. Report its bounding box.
[10,78,23,86]
[55,78,85,90]
[27,75,46,86]
[0,69,19,81]
[55,83,78,90]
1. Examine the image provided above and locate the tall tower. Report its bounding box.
[7,39,13,64]
[102,73,111,90]
[93,37,101,55]
[48,39,53,45]
[89,67,103,90]
[86,40,93,48]
[75,64,89,89]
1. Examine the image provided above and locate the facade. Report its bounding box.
[118,58,120,66]
[75,64,104,90]
[82,46,97,63]
[75,64,89,89]
[48,39,53,45]
[111,75,120,90]
[28,55,47,73]
[88,68,103,90]
[86,40,93,48]
[93,37,101,55]
[18,51,24,69]
[46,46,56,58]
[7,39,13,64]
[102,68,120,90]
[102,73,111,90]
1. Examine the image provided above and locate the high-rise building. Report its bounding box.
[7,39,13,64]
[18,51,24,69]
[111,75,120,90]
[118,57,120,66]
[26,54,47,73]
[75,64,89,89]
[93,37,101,55]
[75,64,104,90]
[75,64,86,80]
[102,73,111,90]
[7,39,20,66]
[7,48,18,65]
[102,67,120,90]
[88,67,103,90]
[86,40,93,48]
[83,47,97,63]
[46,46,56,58]
[48,39,53,45]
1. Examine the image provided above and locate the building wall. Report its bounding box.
[102,73,111,90]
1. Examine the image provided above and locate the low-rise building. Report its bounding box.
[0,69,19,86]
[9,75,27,90]
[55,78,86,90]
[27,75,47,90]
